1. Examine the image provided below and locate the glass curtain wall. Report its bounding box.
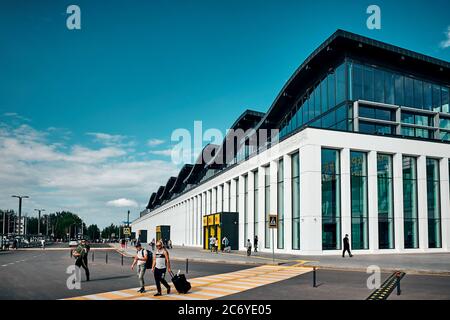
[292,152,300,250]
[254,171,259,243]
[243,175,248,247]
[264,166,270,249]
[277,159,284,249]
[322,148,341,250]
[403,156,419,249]
[377,154,395,249]
[350,151,369,249]
[427,158,441,248]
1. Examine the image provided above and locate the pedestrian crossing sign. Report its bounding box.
[269,215,277,228]
[123,227,131,235]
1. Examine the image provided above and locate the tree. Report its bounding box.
[101,224,119,240]
[87,224,100,240]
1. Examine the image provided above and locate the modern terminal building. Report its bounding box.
[132,30,450,255]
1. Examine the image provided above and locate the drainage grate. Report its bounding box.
[367,271,406,300]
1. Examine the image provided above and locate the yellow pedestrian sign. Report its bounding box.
[269,215,277,228]
[123,227,131,236]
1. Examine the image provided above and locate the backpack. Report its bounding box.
[141,249,153,269]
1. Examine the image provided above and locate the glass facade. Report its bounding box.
[350,151,369,250]
[292,152,300,250]
[243,175,248,247]
[350,61,449,112]
[254,171,259,242]
[322,148,341,250]
[403,156,419,249]
[377,154,395,249]
[279,61,352,140]
[235,178,239,213]
[277,159,284,249]
[427,158,442,248]
[264,166,270,249]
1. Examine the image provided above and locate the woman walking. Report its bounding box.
[152,240,171,296]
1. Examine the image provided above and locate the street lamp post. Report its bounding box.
[127,210,130,227]
[12,195,29,236]
[34,209,45,235]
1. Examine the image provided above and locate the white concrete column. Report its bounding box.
[206,190,211,215]
[212,188,217,214]
[299,144,322,254]
[239,175,246,250]
[191,198,195,246]
[230,178,237,212]
[248,170,255,245]
[283,153,293,252]
[440,158,450,250]
[224,181,230,212]
[257,166,265,250]
[368,150,379,251]
[217,185,223,212]
[192,196,199,245]
[341,148,352,244]
[393,152,405,251]
[186,199,190,245]
[270,160,278,250]
[417,155,429,250]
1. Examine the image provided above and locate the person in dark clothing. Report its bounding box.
[342,234,353,257]
[254,235,258,253]
[73,239,90,281]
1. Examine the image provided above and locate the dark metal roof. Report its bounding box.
[169,164,194,194]
[152,186,165,207]
[146,192,157,210]
[260,29,450,127]
[160,177,177,202]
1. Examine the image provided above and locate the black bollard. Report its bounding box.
[186,258,189,274]
[70,249,72,258]
[92,251,94,262]
[121,254,124,266]
[396,272,401,295]
[106,252,108,264]
[313,267,317,288]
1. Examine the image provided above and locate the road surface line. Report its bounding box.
[83,294,110,300]
[64,265,310,300]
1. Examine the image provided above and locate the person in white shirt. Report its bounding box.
[131,242,148,293]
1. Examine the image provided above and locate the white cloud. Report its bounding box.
[0,122,179,228]
[440,26,450,49]
[149,148,173,156]
[147,138,165,147]
[106,198,138,208]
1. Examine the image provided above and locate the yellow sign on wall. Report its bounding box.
[156,226,161,233]
[203,216,207,226]
[208,215,214,226]
[214,214,220,225]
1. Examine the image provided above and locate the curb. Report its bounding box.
[304,264,450,276]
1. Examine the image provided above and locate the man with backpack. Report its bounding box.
[131,242,152,293]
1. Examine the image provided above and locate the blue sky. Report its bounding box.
[0,0,448,227]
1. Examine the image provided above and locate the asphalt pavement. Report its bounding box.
[0,249,252,300]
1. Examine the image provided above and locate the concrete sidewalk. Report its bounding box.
[112,244,450,274]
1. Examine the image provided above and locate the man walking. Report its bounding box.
[73,239,90,281]
[342,234,353,257]
[209,235,215,252]
[131,242,148,293]
[246,239,252,256]
[254,235,258,253]
[221,236,229,252]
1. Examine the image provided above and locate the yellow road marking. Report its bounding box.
[66,265,311,300]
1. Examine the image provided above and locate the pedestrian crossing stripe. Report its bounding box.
[65,265,311,300]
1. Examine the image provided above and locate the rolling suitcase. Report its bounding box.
[170,271,191,294]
